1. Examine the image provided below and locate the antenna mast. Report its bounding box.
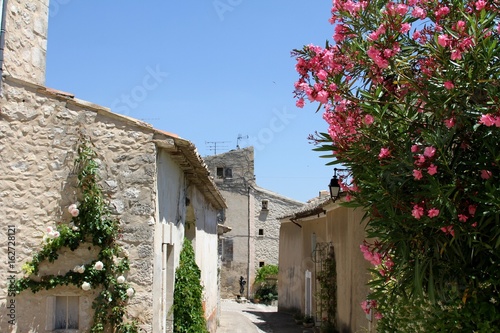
[236,134,249,149]
[205,141,230,155]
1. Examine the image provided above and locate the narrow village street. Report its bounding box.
[218,299,315,333]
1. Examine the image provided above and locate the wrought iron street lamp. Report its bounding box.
[329,168,347,202]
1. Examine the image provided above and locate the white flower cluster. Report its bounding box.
[46,226,60,239]
[73,265,85,274]
[94,261,104,271]
[68,203,79,217]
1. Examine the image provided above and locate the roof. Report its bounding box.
[8,76,227,210]
[279,195,334,221]
[252,185,304,205]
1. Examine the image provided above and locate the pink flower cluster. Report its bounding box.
[479,114,500,127]
[411,203,440,220]
[411,145,438,180]
[361,299,383,319]
[360,241,394,276]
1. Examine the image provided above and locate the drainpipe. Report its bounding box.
[247,185,251,299]
[0,0,8,96]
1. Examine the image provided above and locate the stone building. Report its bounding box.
[204,147,304,298]
[278,195,372,332]
[0,1,226,332]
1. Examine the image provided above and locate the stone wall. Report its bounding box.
[204,147,305,299]
[0,77,157,332]
[253,189,303,272]
[2,0,49,85]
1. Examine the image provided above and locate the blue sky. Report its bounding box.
[45,1,335,202]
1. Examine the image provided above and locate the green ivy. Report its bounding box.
[13,136,138,333]
[317,246,338,332]
[173,239,208,333]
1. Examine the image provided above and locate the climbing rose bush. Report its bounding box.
[294,0,500,331]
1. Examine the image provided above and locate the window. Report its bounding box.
[259,261,265,267]
[258,229,264,236]
[216,167,224,179]
[216,167,233,179]
[217,209,225,223]
[46,296,79,330]
[261,200,268,210]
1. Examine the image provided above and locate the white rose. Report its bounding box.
[81,282,91,291]
[117,275,126,284]
[46,226,53,233]
[126,288,134,297]
[77,265,85,274]
[70,208,79,217]
[94,261,104,271]
[68,204,78,214]
[73,265,80,273]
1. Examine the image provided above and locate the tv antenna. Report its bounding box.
[236,134,249,149]
[205,141,230,155]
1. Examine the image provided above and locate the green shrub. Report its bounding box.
[255,264,278,283]
[173,239,208,333]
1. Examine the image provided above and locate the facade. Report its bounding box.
[0,1,226,332]
[204,147,304,298]
[278,195,373,333]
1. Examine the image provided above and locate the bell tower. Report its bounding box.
[1,0,49,85]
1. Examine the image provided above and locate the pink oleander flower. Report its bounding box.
[363,114,374,125]
[440,225,455,237]
[317,69,328,81]
[475,0,486,10]
[444,117,456,129]
[451,49,462,60]
[94,261,104,271]
[481,169,492,179]
[479,114,496,126]
[375,312,384,320]
[400,23,411,33]
[413,169,423,180]
[424,146,436,158]
[428,164,438,175]
[436,6,450,17]
[361,300,373,314]
[428,208,440,218]
[296,98,305,108]
[458,214,468,222]
[316,90,329,104]
[468,205,477,216]
[370,252,383,266]
[444,81,454,90]
[438,34,450,47]
[378,147,391,159]
[456,20,466,32]
[414,154,426,166]
[411,145,419,153]
[412,6,426,19]
[412,205,424,219]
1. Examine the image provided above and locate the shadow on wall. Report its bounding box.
[338,321,352,333]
